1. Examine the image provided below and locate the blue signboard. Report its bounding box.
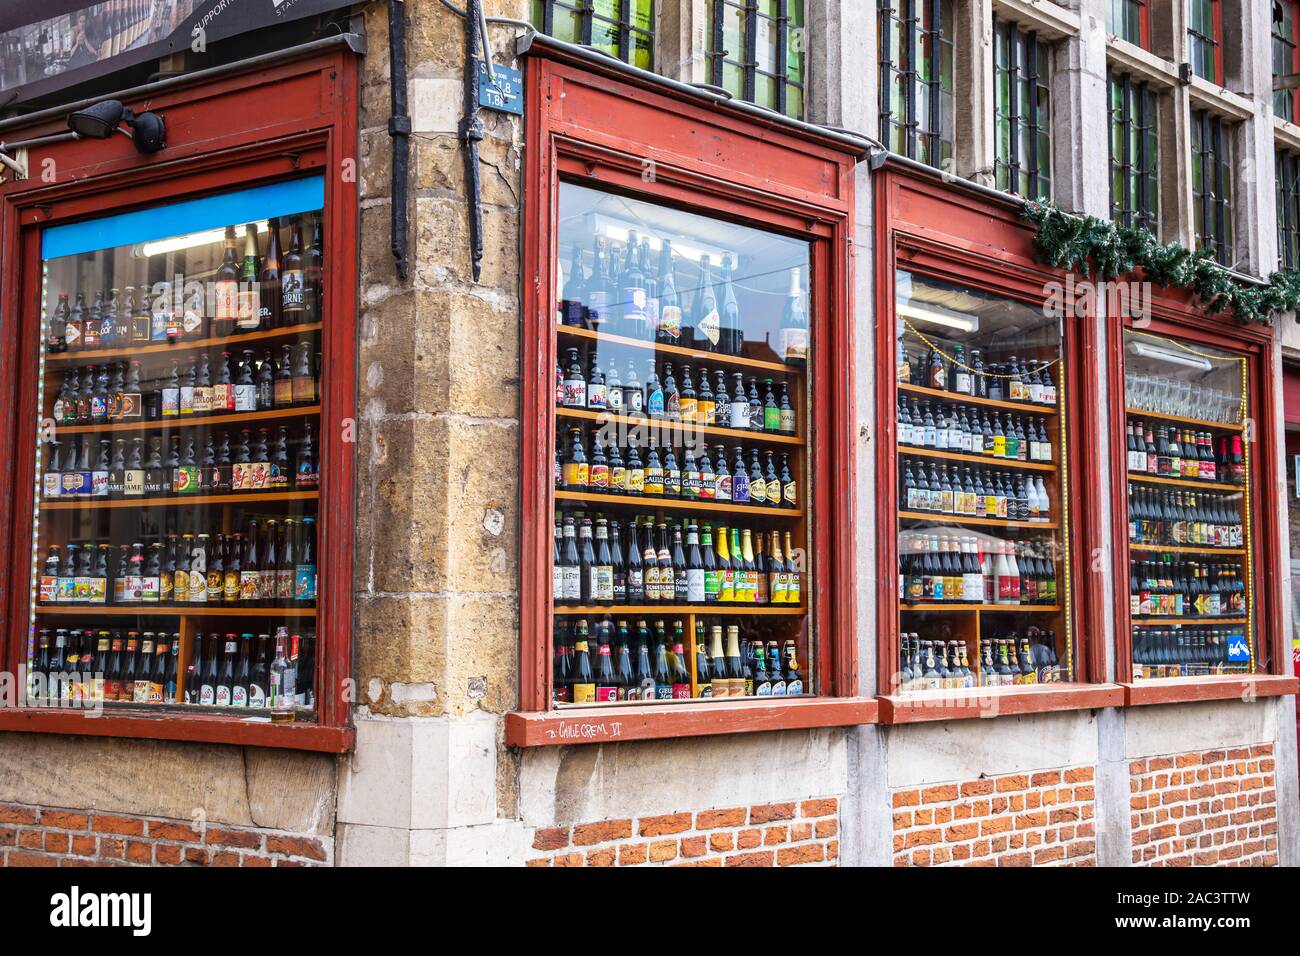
[479,61,524,115]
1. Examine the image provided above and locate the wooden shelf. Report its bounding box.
[45,322,322,365]
[553,605,805,616]
[1132,616,1247,626]
[40,490,319,511]
[898,383,1056,417]
[52,405,321,435]
[556,407,803,446]
[902,603,1062,613]
[1124,407,1243,432]
[555,489,801,518]
[900,446,1056,473]
[1127,472,1243,493]
[1128,543,1246,556]
[35,605,317,618]
[557,324,797,375]
[898,511,1058,530]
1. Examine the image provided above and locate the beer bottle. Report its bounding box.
[206,535,225,604]
[652,621,673,699]
[694,621,712,698]
[725,625,746,696]
[274,344,294,408]
[255,349,274,410]
[65,292,85,351]
[594,622,618,702]
[693,255,720,351]
[270,426,291,490]
[669,621,691,698]
[133,634,154,703]
[718,254,741,356]
[213,352,234,412]
[640,520,660,602]
[103,633,123,702]
[624,518,644,602]
[625,438,644,496]
[784,530,801,605]
[559,516,580,605]
[561,245,588,328]
[592,518,614,603]
[163,434,181,496]
[282,219,307,321]
[149,638,168,703]
[195,633,217,704]
[241,521,261,606]
[643,439,664,496]
[83,292,103,349]
[570,621,595,703]
[670,524,689,604]
[767,640,786,696]
[238,225,261,330]
[662,443,681,498]
[588,437,610,492]
[269,628,295,717]
[215,633,236,706]
[619,234,648,339]
[139,543,162,604]
[610,520,627,603]
[783,639,803,694]
[656,241,682,345]
[164,637,180,703]
[233,350,257,412]
[614,625,634,700]
[260,217,283,329]
[295,517,317,604]
[249,634,270,708]
[292,342,317,406]
[121,634,140,703]
[214,226,240,337]
[97,291,118,349]
[634,622,655,699]
[49,292,70,353]
[707,624,728,697]
[277,521,296,605]
[779,267,808,365]
[232,429,252,492]
[232,634,252,706]
[224,533,242,604]
[752,641,772,696]
[295,422,319,490]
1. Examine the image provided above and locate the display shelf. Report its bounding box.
[555,489,801,517]
[553,604,805,616]
[40,490,319,511]
[900,446,1056,472]
[34,605,317,617]
[1126,472,1242,493]
[898,511,1058,530]
[556,406,803,445]
[1128,543,1247,556]
[898,382,1056,416]
[1131,616,1248,625]
[1123,407,1243,432]
[45,322,323,365]
[557,324,796,375]
[901,603,1062,613]
[53,405,321,436]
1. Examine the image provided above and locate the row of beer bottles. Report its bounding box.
[555,514,803,606]
[187,629,314,710]
[28,628,179,705]
[46,215,323,353]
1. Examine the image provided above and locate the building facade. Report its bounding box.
[0,0,1296,868]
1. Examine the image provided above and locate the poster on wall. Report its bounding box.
[0,0,353,107]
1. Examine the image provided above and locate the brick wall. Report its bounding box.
[0,802,331,867]
[1130,744,1278,866]
[525,798,839,867]
[891,767,1097,866]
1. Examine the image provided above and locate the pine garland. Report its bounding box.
[1019,200,1300,326]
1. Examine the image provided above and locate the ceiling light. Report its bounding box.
[1131,341,1213,371]
[138,221,269,258]
[898,302,979,334]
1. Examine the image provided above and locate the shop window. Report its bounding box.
[1274,0,1300,122]
[1121,331,1257,680]
[878,0,955,170]
[532,0,656,70]
[1107,0,1149,47]
[993,18,1052,201]
[1191,109,1234,266]
[1188,0,1223,83]
[1108,71,1160,233]
[706,0,806,119]
[27,178,325,722]
[894,271,1077,690]
[1278,150,1300,270]
[552,182,814,704]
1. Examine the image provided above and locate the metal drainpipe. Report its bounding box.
[461,0,486,282]
[388,0,411,281]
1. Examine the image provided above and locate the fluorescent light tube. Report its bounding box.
[1131,341,1213,371]
[137,220,270,258]
[897,302,979,334]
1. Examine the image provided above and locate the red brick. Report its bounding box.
[736,828,762,850]
[154,844,183,865]
[18,831,42,850]
[618,842,648,866]
[586,848,616,867]
[996,775,1030,793]
[183,847,209,865]
[6,851,56,867]
[921,784,959,804]
[750,803,796,824]
[205,828,261,849]
[0,806,39,825]
[1015,812,1048,830]
[1034,846,1065,865]
[43,832,69,854]
[148,821,201,842]
[41,811,89,831]
[70,835,96,856]
[1031,771,1061,787]
[553,852,584,867]
[960,779,995,797]
[126,841,153,864]
[573,819,634,845]
[266,835,328,862]
[790,822,813,841]
[638,814,691,837]
[696,808,746,829]
[892,789,920,808]
[211,851,241,867]
[999,851,1032,867]
[777,843,824,866]
[815,818,838,838]
[91,815,145,837]
[0,828,13,847]
[763,825,789,846]
[242,855,273,868]
[826,840,838,861]
[726,851,774,867]
[945,823,979,841]
[905,828,940,848]
[952,843,971,860]
[911,849,932,866]
[532,827,569,851]
[709,832,734,853]
[649,840,678,863]
[981,817,1012,835]
[673,858,724,867]
[680,836,708,859]
[1064,766,1094,783]
[799,799,837,818]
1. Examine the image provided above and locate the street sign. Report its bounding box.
[479,61,524,115]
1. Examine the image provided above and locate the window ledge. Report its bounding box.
[1106,39,1180,90]
[0,707,354,753]
[1274,116,1300,153]
[1122,674,1299,707]
[877,684,1126,724]
[505,697,879,747]
[991,0,1080,40]
[1187,77,1255,121]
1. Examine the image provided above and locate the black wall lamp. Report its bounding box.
[67,100,166,153]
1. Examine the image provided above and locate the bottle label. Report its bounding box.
[282,269,306,312]
[215,280,239,320]
[249,683,267,708]
[232,685,248,707]
[241,571,260,602]
[64,322,81,346]
[659,306,682,340]
[622,287,647,322]
[586,383,607,410]
[172,465,200,495]
[732,473,749,502]
[729,403,749,430]
[697,309,721,346]
[625,467,645,494]
[216,686,231,707]
[589,464,610,490]
[295,564,318,602]
[161,387,179,417]
[233,383,257,412]
[764,407,781,432]
[780,328,808,363]
[562,462,589,488]
[687,568,705,603]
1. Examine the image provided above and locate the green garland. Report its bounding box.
[1019,200,1300,326]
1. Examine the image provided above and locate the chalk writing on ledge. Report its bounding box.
[544,720,625,741]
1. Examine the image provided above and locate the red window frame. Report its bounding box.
[506,41,875,747]
[1107,292,1299,705]
[1276,0,1300,121]
[873,161,1124,724]
[0,49,359,752]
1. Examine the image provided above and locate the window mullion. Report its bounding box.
[743,0,758,104]
[904,0,918,159]
[928,0,941,164]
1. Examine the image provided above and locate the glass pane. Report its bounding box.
[895,272,1074,690]
[1122,331,1254,679]
[553,182,814,705]
[30,179,324,719]
[755,13,778,73]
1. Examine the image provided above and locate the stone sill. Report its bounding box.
[504,697,879,747]
[1122,674,1299,707]
[0,707,354,752]
[877,683,1125,724]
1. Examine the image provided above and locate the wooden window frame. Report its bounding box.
[1191,109,1234,267]
[1278,150,1300,270]
[1188,0,1225,84]
[507,41,872,748]
[878,0,954,169]
[873,160,1125,724]
[1273,0,1300,123]
[706,0,806,119]
[535,0,655,67]
[1108,71,1160,234]
[1108,0,1151,50]
[0,49,359,753]
[993,16,1053,201]
[1106,296,1298,705]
